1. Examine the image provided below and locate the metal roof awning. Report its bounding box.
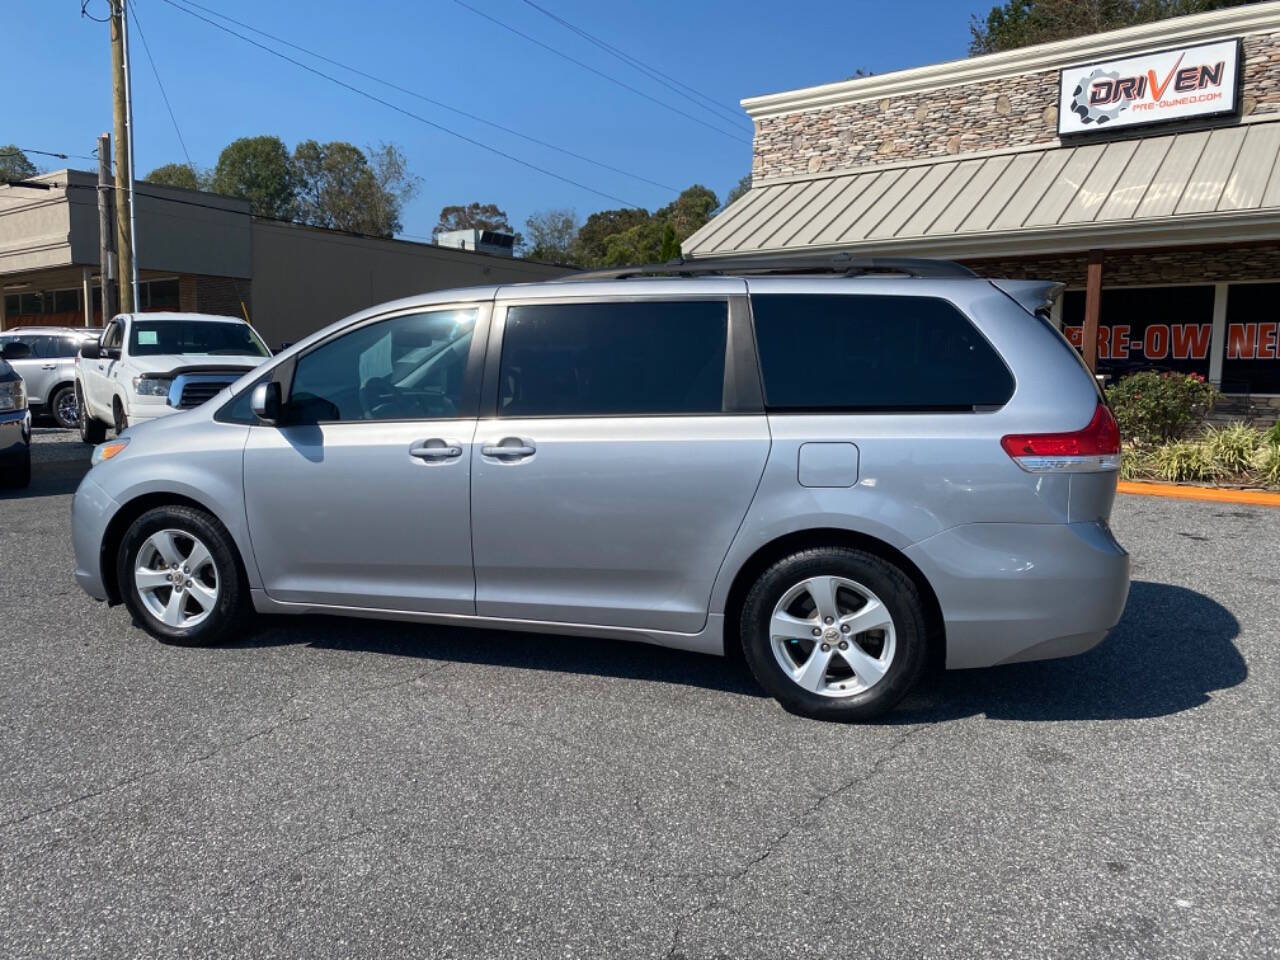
[684,119,1280,261]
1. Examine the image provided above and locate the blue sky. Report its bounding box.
[13,0,981,240]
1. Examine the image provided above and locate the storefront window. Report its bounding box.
[1062,286,1214,381]
[1222,283,1280,395]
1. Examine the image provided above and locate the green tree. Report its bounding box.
[572,207,651,266]
[970,0,1255,55]
[436,202,523,247]
[144,162,210,190]
[292,140,417,237]
[524,208,580,263]
[657,184,718,239]
[725,174,752,207]
[658,222,680,262]
[211,135,296,220]
[0,145,38,182]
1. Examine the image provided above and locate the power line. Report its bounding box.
[128,0,195,172]
[155,0,645,208]
[450,0,751,146]
[1,147,101,163]
[165,0,679,195]
[517,0,749,130]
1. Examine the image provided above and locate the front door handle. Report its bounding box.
[409,438,463,460]
[41,364,57,370]
[481,437,536,459]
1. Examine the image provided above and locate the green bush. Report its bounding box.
[1105,371,1219,444]
[1149,441,1221,483]
[1203,422,1263,474]
[1267,421,1280,446]
[1256,443,1280,486]
[1119,446,1147,481]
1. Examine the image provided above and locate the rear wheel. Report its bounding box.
[78,388,106,444]
[50,385,78,429]
[117,505,248,647]
[740,547,928,722]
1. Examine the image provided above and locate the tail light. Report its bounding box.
[1001,403,1121,474]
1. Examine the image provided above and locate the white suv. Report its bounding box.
[77,312,271,442]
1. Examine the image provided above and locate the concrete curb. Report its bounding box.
[1117,480,1280,507]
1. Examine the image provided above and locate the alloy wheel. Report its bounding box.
[54,389,79,429]
[769,575,897,698]
[134,529,220,628]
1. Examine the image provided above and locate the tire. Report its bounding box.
[78,388,106,444]
[117,505,248,647]
[112,397,128,435]
[50,384,78,429]
[0,448,31,490]
[740,547,928,722]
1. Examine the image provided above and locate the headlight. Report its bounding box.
[0,380,25,413]
[133,376,173,397]
[91,437,129,465]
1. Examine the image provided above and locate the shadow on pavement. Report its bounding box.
[895,580,1245,723]
[0,427,92,501]
[233,579,1242,717]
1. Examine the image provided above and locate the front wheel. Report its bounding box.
[78,388,106,444]
[112,397,128,436]
[117,505,248,646]
[740,547,928,722]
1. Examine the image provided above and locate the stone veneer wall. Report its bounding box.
[962,243,1280,286]
[753,31,1280,180]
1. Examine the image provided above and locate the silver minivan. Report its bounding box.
[70,258,1130,721]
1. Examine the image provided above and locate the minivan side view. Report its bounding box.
[70,258,1130,721]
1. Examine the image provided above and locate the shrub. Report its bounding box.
[1105,371,1219,444]
[1202,422,1263,474]
[1149,441,1221,483]
[1256,443,1280,486]
[1267,420,1280,446]
[1119,446,1147,481]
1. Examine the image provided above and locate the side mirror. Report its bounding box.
[79,341,102,360]
[105,346,121,360]
[1,341,32,361]
[251,380,282,423]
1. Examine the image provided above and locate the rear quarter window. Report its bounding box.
[750,293,1013,411]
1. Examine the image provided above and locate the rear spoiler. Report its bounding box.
[989,279,1065,320]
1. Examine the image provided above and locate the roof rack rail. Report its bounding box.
[566,253,977,282]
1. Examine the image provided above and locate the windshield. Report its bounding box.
[129,320,270,358]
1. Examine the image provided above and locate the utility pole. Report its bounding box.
[96,132,118,323]
[109,0,137,313]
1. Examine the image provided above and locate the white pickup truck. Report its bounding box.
[76,312,271,442]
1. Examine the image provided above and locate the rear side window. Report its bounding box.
[498,300,727,417]
[751,294,1013,411]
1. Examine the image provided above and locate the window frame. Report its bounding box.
[479,294,761,420]
[222,301,493,427]
[748,292,1015,414]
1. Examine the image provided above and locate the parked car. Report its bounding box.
[0,341,32,489]
[69,258,1130,721]
[0,326,100,429]
[76,312,271,442]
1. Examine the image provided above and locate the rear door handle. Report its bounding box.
[481,437,536,459]
[41,364,57,370]
[409,438,463,460]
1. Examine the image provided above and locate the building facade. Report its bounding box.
[0,171,568,346]
[685,3,1280,406]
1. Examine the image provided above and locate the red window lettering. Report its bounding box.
[1096,325,1110,360]
[1143,324,1170,360]
[1111,325,1131,360]
[1227,323,1256,360]
[1064,325,1084,349]
[1171,323,1211,360]
[1259,322,1278,360]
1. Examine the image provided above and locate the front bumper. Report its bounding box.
[905,520,1131,669]
[71,475,119,601]
[0,407,30,459]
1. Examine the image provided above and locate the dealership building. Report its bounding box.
[0,171,567,347]
[686,3,1280,408]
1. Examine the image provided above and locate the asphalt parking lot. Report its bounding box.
[1,428,1276,959]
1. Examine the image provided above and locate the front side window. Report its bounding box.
[103,321,124,350]
[751,294,1014,411]
[497,300,727,417]
[288,308,478,422]
[129,320,269,358]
